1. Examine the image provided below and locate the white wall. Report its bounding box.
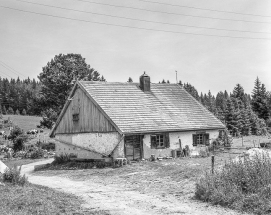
[169,129,220,149]
[142,129,220,159]
[55,132,121,157]
[55,141,103,159]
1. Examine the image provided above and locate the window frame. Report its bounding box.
[151,133,169,149]
[72,113,79,121]
[193,133,210,146]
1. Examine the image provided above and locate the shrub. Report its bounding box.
[40,108,58,129]
[21,108,27,115]
[3,166,28,186]
[13,134,28,152]
[29,147,45,159]
[41,142,55,151]
[9,126,24,141]
[195,153,271,214]
[7,107,14,115]
[52,154,72,165]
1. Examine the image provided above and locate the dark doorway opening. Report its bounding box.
[124,135,143,161]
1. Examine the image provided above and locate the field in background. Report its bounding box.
[2,115,43,132]
[0,115,54,150]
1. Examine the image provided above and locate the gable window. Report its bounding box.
[72,113,79,121]
[193,133,209,146]
[151,133,170,149]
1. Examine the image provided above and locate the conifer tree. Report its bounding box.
[232,84,245,102]
[251,77,269,120]
[7,107,14,115]
[231,98,242,136]
[22,109,27,115]
[259,84,270,120]
[225,99,237,136]
[240,102,251,136]
[2,106,6,115]
[216,91,227,112]
[248,108,260,135]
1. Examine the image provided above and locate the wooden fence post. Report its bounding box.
[211,155,215,174]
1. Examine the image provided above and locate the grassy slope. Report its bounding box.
[0,183,109,215]
[2,115,43,132]
[0,115,52,145]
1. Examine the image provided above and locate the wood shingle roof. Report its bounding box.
[79,81,225,134]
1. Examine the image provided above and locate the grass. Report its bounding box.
[0,183,109,215]
[32,136,271,212]
[0,114,52,148]
[34,155,230,199]
[2,115,44,132]
[195,153,271,214]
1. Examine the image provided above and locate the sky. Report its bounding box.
[0,0,270,95]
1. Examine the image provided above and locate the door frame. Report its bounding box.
[124,135,143,160]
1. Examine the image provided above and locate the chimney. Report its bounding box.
[139,72,150,92]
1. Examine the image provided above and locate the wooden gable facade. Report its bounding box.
[54,86,117,135]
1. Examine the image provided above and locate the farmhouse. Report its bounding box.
[50,73,225,161]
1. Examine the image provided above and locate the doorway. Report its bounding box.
[124,135,143,161]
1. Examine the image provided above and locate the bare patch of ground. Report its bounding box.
[23,155,247,215]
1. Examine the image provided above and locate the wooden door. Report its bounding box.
[125,135,142,160]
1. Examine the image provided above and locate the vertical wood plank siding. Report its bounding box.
[55,88,116,134]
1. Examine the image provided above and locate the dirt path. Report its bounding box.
[21,160,245,215]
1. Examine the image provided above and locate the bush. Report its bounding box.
[2,166,28,186]
[52,154,72,165]
[195,153,271,214]
[9,126,24,141]
[40,108,58,129]
[41,142,55,151]
[29,147,45,159]
[13,134,28,152]
[36,154,110,171]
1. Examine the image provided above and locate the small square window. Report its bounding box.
[151,134,166,148]
[72,113,79,121]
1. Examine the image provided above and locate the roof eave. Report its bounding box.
[122,126,226,135]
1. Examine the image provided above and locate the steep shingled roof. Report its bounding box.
[78,81,225,134]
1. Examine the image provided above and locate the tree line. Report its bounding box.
[0,77,41,116]
[179,78,270,136]
[0,53,269,137]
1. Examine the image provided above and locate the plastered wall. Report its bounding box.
[55,132,121,156]
[142,129,219,159]
[55,141,103,159]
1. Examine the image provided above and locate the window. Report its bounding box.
[151,133,169,149]
[72,113,79,121]
[197,134,204,145]
[156,134,164,147]
[193,133,209,146]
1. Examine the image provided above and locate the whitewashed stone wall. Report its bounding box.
[142,129,220,159]
[55,132,122,158]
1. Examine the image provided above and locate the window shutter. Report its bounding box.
[165,133,170,148]
[205,133,210,145]
[151,135,156,149]
[193,134,197,146]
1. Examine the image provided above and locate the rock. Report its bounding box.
[0,160,8,174]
